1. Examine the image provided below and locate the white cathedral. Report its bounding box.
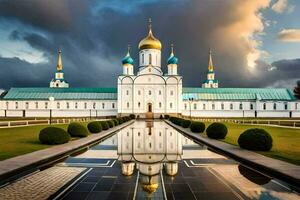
[0,21,299,118]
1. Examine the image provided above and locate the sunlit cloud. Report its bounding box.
[271,0,294,14]
[278,29,300,42]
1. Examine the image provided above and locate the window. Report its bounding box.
[159,102,162,108]
[142,54,144,64]
[57,102,60,109]
[149,54,152,64]
[212,104,215,110]
[138,90,141,95]
[15,102,18,109]
[75,102,78,109]
[230,103,233,110]
[25,102,29,109]
[273,103,276,110]
[170,103,173,109]
[93,103,96,109]
[284,103,288,110]
[112,103,115,109]
[263,103,266,110]
[250,103,254,110]
[102,103,105,109]
[239,103,243,110]
[203,104,206,110]
[159,132,162,136]
[184,103,187,110]
[35,102,38,109]
[127,132,129,136]
[126,90,129,95]
[149,142,152,148]
[127,102,129,108]
[66,102,70,109]
[45,102,48,109]
[138,132,140,136]
[296,103,299,110]
[170,91,174,96]
[84,102,87,109]
[193,103,197,110]
[148,90,151,95]
[159,90,161,95]
[221,103,224,110]
[138,142,141,148]
[138,102,141,108]
[170,132,172,136]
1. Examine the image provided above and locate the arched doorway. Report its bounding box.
[146,103,154,119]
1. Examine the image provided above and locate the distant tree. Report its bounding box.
[294,80,300,99]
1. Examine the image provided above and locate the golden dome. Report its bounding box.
[138,21,162,50]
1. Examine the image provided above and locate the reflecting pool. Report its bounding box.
[58,120,300,200]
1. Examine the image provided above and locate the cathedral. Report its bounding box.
[0,21,299,118]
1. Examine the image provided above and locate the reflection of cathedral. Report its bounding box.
[1,20,299,118]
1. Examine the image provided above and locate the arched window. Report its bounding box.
[148,90,152,95]
[45,102,48,109]
[102,103,105,109]
[35,102,38,109]
[93,102,96,109]
[212,104,215,110]
[221,103,224,110]
[284,103,288,110]
[84,102,87,109]
[193,103,197,110]
[25,102,29,109]
[263,103,266,110]
[159,90,161,95]
[159,102,162,108]
[273,103,276,110]
[149,54,152,64]
[138,102,141,108]
[142,54,144,64]
[170,103,173,109]
[66,102,70,109]
[203,104,206,110]
[170,91,174,96]
[230,103,233,110]
[250,103,254,110]
[15,102,18,109]
[75,102,78,109]
[57,102,60,109]
[239,103,243,110]
[126,90,129,95]
[127,102,129,108]
[112,103,115,108]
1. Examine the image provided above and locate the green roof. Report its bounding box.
[182,88,296,101]
[2,87,117,100]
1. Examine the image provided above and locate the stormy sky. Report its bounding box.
[0,0,299,90]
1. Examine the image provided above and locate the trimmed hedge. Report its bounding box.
[206,123,227,139]
[99,121,109,130]
[113,119,119,126]
[107,120,114,128]
[68,122,89,137]
[117,117,124,124]
[181,120,192,128]
[87,121,102,133]
[164,115,170,119]
[190,121,206,133]
[39,127,70,144]
[238,128,273,151]
[169,117,184,126]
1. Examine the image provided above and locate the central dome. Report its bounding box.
[138,27,162,50]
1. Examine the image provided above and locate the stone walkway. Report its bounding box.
[0,166,85,200]
[165,120,300,186]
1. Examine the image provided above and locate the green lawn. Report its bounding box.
[203,122,300,165]
[0,123,88,161]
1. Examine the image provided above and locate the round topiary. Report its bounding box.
[238,128,273,151]
[107,120,114,128]
[68,122,89,137]
[181,120,192,128]
[99,121,109,130]
[87,121,102,133]
[190,121,206,133]
[39,127,70,144]
[206,123,228,139]
[129,114,135,119]
[113,119,119,126]
[117,117,123,124]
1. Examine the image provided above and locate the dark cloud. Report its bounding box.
[0,0,298,90]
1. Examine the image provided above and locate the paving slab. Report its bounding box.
[0,120,134,185]
[165,120,300,186]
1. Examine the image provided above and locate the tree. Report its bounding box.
[294,80,300,99]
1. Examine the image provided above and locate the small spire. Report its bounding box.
[170,44,174,57]
[148,18,153,36]
[208,48,214,71]
[126,44,131,56]
[57,49,62,71]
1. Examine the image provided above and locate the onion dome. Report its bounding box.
[167,44,178,65]
[138,19,162,50]
[122,46,134,65]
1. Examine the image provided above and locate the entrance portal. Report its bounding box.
[148,103,152,112]
[146,103,153,119]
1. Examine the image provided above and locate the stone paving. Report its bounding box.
[0,166,85,200]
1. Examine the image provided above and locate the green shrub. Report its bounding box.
[164,115,170,119]
[206,123,227,139]
[87,121,102,133]
[181,120,192,128]
[124,116,131,122]
[68,122,89,137]
[117,117,123,124]
[39,127,70,144]
[129,114,135,119]
[169,117,183,126]
[238,128,273,151]
[107,120,114,128]
[99,121,109,130]
[113,119,119,126]
[190,121,206,133]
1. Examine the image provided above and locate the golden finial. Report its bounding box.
[57,48,62,71]
[127,44,131,56]
[171,44,174,55]
[208,48,214,71]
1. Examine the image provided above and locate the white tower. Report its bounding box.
[50,49,69,88]
[167,44,178,75]
[122,45,134,75]
[202,49,218,88]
